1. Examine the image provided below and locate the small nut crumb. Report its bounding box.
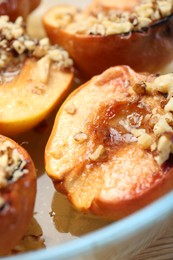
[89,145,107,161]
[149,114,159,128]
[31,85,45,95]
[49,210,56,217]
[133,81,146,94]
[65,103,76,115]
[73,132,88,143]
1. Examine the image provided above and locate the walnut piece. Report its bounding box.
[89,145,107,161]
[73,132,88,143]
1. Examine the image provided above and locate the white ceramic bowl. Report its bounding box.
[4,191,173,260]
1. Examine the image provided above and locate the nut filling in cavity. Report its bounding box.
[0,141,28,189]
[130,73,173,166]
[0,15,73,80]
[54,0,173,36]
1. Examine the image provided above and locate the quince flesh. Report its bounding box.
[0,58,73,136]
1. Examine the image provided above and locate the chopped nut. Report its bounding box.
[131,128,153,149]
[163,112,173,123]
[33,46,47,58]
[12,40,25,54]
[154,74,173,94]
[105,21,133,35]
[11,27,24,39]
[73,132,88,143]
[36,56,51,84]
[151,142,157,151]
[154,135,172,165]
[48,49,64,62]
[65,103,76,115]
[157,1,172,17]
[89,145,107,161]
[63,0,173,36]
[24,40,35,51]
[0,39,7,48]
[131,128,146,137]
[164,97,173,113]
[136,17,152,29]
[15,16,23,26]
[39,38,50,47]
[88,23,106,35]
[135,3,153,18]
[149,114,159,127]
[137,132,153,149]
[151,10,160,20]
[0,197,5,209]
[153,117,173,136]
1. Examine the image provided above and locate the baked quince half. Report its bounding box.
[0,135,36,255]
[45,66,173,219]
[0,16,73,136]
[43,0,173,78]
[0,0,41,21]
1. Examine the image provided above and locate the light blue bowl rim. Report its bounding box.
[2,190,173,260]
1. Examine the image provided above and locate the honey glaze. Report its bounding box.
[89,101,151,149]
[0,62,23,83]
